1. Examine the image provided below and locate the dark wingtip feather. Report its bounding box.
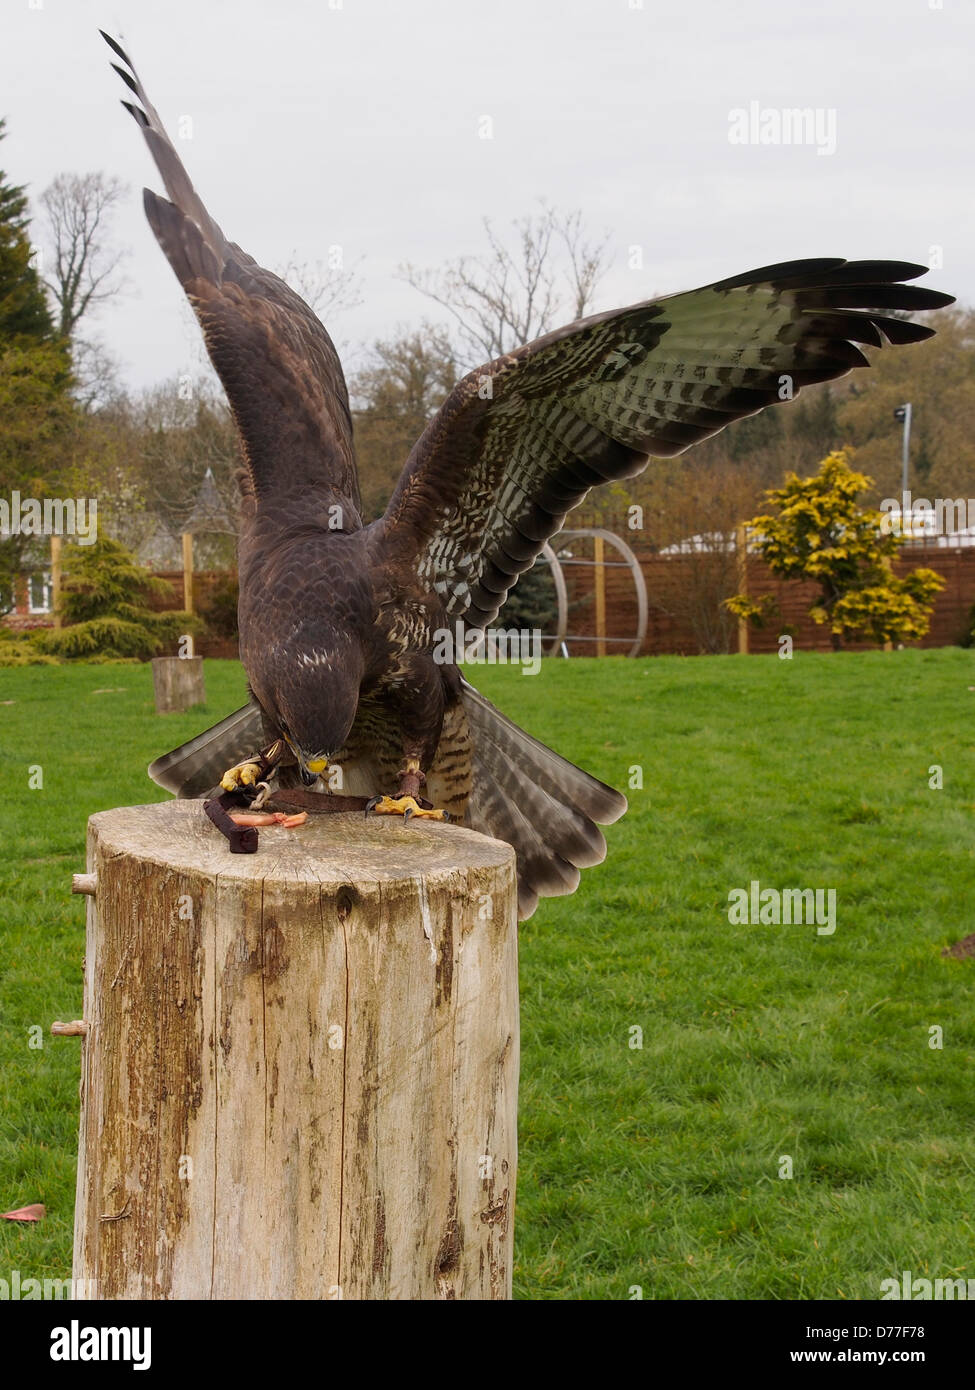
[121,99,149,127]
[712,258,846,291]
[111,62,140,96]
[796,284,955,312]
[877,319,937,345]
[812,259,929,284]
[100,30,134,66]
[876,261,928,281]
[917,289,956,309]
[712,257,946,297]
[769,259,931,289]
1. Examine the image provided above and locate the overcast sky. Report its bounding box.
[2,0,971,392]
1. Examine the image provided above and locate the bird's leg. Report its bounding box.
[366,666,453,823]
[397,756,425,802]
[367,754,451,823]
[220,738,285,793]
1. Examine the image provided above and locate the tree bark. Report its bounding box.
[72,801,519,1300]
[151,656,205,713]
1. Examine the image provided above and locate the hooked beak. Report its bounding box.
[299,754,329,786]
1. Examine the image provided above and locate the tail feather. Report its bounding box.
[463,680,627,919]
[469,713,608,869]
[148,701,264,797]
[462,680,627,825]
[471,761,583,895]
[466,760,578,919]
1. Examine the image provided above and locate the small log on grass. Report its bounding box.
[72,800,519,1300]
[151,655,205,714]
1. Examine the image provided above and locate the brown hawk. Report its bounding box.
[103,33,954,918]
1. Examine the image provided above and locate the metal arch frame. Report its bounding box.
[539,528,648,658]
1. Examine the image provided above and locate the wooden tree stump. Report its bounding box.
[72,801,519,1300]
[151,656,205,713]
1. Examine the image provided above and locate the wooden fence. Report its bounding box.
[149,570,238,659]
[549,531,975,656]
[147,547,975,662]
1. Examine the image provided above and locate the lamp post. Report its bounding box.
[893,403,912,496]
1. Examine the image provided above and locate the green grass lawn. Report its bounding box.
[1,649,973,1299]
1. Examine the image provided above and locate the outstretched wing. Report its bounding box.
[102,31,360,514]
[378,259,953,626]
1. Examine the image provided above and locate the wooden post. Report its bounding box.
[152,655,206,713]
[50,534,62,629]
[735,524,749,655]
[181,531,194,614]
[593,533,606,657]
[72,801,519,1300]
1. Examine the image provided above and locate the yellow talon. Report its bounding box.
[368,795,450,822]
[221,759,262,792]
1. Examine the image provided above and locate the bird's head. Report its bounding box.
[273,639,363,785]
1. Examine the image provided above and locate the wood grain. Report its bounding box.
[72,800,518,1300]
[151,656,205,714]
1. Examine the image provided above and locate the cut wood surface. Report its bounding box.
[73,800,519,1300]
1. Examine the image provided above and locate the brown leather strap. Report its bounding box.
[203,788,261,853]
[202,780,374,855]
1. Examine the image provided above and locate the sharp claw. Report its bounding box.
[221,759,263,792]
[365,793,453,821]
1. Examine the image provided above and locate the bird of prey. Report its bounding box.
[103,32,954,918]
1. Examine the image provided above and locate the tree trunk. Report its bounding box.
[72,801,519,1300]
[151,655,205,713]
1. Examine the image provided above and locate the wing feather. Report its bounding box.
[379,259,953,625]
[102,31,360,514]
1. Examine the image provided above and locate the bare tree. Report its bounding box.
[349,324,459,517]
[399,203,611,365]
[70,336,123,414]
[38,172,128,338]
[132,375,243,543]
[278,250,364,321]
[350,324,458,419]
[558,208,611,321]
